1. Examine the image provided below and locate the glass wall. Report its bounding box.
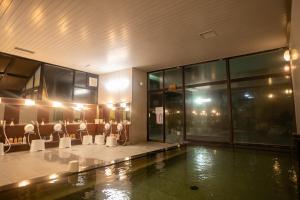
[185,60,230,142]
[148,68,184,143]
[43,64,98,104]
[148,92,164,141]
[230,49,295,145]
[147,48,296,146]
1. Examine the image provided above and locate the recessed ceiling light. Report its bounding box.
[199,30,217,39]
[14,47,35,54]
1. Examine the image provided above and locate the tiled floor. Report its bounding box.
[0,142,176,187]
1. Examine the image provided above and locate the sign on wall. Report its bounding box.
[155,107,163,124]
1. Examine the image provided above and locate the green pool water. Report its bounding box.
[0,146,298,200]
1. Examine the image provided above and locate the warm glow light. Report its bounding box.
[176,110,180,114]
[18,180,30,187]
[105,78,129,92]
[200,110,207,116]
[49,174,59,180]
[284,50,290,61]
[52,101,63,107]
[107,103,114,109]
[120,102,127,108]
[268,78,272,85]
[74,103,85,111]
[112,107,116,111]
[211,109,216,114]
[24,99,35,106]
[283,65,290,72]
[124,157,130,161]
[125,107,130,111]
[291,49,299,60]
[268,93,274,99]
[192,110,197,115]
[285,89,293,94]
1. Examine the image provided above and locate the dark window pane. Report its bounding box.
[165,90,184,143]
[74,88,97,104]
[231,76,295,145]
[75,71,87,88]
[44,64,73,101]
[148,71,163,90]
[230,49,289,79]
[148,92,164,141]
[164,68,182,88]
[185,60,226,85]
[185,84,230,142]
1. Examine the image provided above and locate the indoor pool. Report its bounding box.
[0,146,298,200]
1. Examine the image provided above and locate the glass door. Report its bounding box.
[148,92,164,141]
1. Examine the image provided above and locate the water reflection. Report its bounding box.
[0,147,298,200]
[102,188,130,200]
[273,158,281,176]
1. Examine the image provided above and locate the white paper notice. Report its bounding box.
[155,107,163,124]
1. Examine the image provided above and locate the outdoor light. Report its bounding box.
[284,50,290,61]
[52,101,63,107]
[283,65,290,72]
[194,97,212,105]
[268,93,274,99]
[24,99,35,106]
[285,89,293,94]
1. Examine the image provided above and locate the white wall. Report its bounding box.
[98,68,148,144]
[98,68,132,104]
[290,0,300,134]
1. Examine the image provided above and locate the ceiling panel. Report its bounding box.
[0,0,290,74]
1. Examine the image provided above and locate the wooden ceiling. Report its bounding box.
[0,0,290,74]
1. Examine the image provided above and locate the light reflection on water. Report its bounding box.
[193,148,213,180]
[102,188,130,200]
[0,146,298,200]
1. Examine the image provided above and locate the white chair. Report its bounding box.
[53,123,72,149]
[79,122,93,145]
[25,123,45,152]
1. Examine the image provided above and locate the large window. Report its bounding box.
[147,48,295,146]
[230,49,289,79]
[185,60,227,85]
[230,49,295,145]
[185,60,229,142]
[148,71,163,90]
[44,64,74,101]
[231,77,294,145]
[43,64,98,104]
[185,85,230,142]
